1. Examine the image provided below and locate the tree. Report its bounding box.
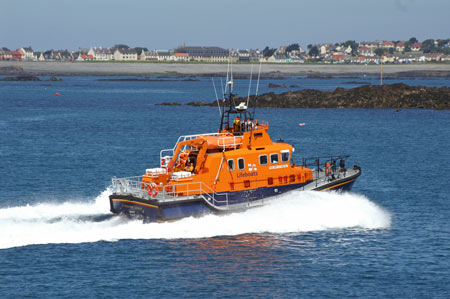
[309,46,319,57]
[437,39,448,48]
[286,43,300,53]
[388,47,395,54]
[374,48,385,56]
[135,47,148,54]
[114,44,129,49]
[404,43,411,53]
[2,47,10,51]
[174,47,187,53]
[421,39,436,53]
[343,40,358,55]
[307,44,312,49]
[409,37,418,44]
[262,46,276,57]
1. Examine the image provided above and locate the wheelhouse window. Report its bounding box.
[281,150,290,163]
[238,158,245,170]
[270,153,279,164]
[259,155,268,165]
[228,159,235,171]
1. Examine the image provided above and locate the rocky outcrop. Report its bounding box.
[268,83,287,88]
[183,84,450,110]
[0,75,40,81]
[0,75,63,81]
[156,102,182,106]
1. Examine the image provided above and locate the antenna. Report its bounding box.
[253,61,262,117]
[255,60,262,97]
[220,77,225,100]
[225,57,230,94]
[212,78,221,116]
[246,63,254,106]
[230,56,233,83]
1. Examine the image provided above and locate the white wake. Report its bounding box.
[0,189,391,250]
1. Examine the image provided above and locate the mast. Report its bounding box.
[219,60,260,133]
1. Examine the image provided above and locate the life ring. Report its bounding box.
[146,183,159,198]
[151,183,158,198]
[146,185,152,197]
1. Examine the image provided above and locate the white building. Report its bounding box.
[88,47,113,60]
[113,48,138,61]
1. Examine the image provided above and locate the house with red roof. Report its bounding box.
[331,53,345,63]
[76,54,94,61]
[171,52,189,61]
[10,50,23,61]
[395,41,407,52]
[411,43,422,52]
[383,41,395,48]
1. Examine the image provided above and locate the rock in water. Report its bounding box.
[0,75,40,81]
[183,84,450,110]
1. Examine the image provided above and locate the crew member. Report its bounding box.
[233,116,240,133]
[185,162,194,172]
[246,118,255,131]
[332,160,336,172]
[339,159,346,176]
[325,162,331,178]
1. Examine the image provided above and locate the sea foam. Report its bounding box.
[0,189,391,249]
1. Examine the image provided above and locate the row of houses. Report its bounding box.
[320,52,450,64]
[87,46,256,62]
[0,46,253,62]
[2,40,450,63]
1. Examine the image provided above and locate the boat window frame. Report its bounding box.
[238,158,245,170]
[281,150,290,163]
[227,159,235,171]
[259,154,268,165]
[270,153,279,164]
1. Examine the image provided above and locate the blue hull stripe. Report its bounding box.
[110,179,355,222]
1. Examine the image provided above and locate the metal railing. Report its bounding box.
[217,135,243,150]
[160,132,227,161]
[302,155,351,187]
[111,176,229,208]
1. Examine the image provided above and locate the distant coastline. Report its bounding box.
[1,61,450,77]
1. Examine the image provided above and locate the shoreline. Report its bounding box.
[2,61,450,77]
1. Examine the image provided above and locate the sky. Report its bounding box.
[1,0,449,51]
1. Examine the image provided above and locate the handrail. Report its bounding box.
[301,155,351,187]
[217,135,243,150]
[302,154,350,167]
[160,132,229,161]
[111,176,229,208]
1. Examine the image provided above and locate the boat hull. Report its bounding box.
[109,170,360,223]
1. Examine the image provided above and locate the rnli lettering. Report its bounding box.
[269,164,288,170]
[123,204,142,211]
[237,172,258,178]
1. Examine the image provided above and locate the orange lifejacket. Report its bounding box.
[325,162,331,175]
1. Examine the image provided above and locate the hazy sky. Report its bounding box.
[1,0,449,51]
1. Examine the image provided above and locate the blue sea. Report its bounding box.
[0,74,449,298]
